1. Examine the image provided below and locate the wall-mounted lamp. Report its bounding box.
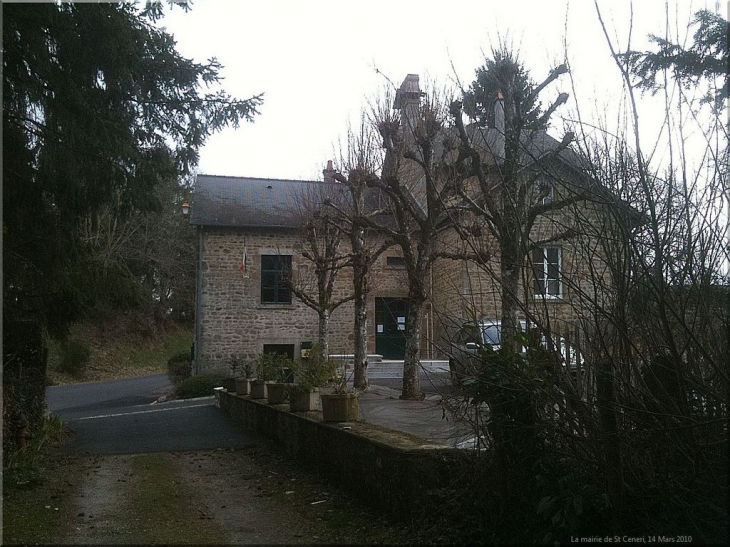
[181,202,190,216]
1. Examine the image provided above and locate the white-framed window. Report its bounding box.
[532,246,562,298]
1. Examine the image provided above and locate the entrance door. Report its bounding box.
[375,298,409,359]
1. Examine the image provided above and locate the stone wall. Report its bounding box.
[218,389,472,521]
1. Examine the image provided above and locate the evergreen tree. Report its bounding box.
[3,2,262,335]
[2,2,262,446]
[462,46,544,131]
[620,9,729,110]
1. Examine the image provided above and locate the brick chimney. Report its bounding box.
[493,90,505,163]
[394,74,423,146]
[323,160,336,183]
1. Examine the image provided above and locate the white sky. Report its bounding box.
[158,0,718,181]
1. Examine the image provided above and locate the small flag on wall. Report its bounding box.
[239,241,248,276]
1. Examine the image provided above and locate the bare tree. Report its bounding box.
[361,79,463,400]
[326,120,392,389]
[288,183,353,360]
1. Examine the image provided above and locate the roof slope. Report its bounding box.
[190,175,348,228]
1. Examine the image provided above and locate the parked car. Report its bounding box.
[444,319,582,383]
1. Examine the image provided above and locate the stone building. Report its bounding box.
[189,74,619,373]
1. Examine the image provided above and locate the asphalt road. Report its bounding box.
[46,374,261,455]
[46,363,453,455]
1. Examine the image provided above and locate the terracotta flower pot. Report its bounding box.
[320,392,359,422]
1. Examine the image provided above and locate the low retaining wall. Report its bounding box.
[217,390,471,520]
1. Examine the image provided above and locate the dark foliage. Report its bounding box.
[462,45,544,130]
[167,351,193,386]
[56,339,91,376]
[175,372,225,399]
[3,2,261,336]
[619,10,729,110]
[2,322,47,455]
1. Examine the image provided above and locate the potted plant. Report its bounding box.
[266,356,296,405]
[223,354,244,392]
[235,359,256,395]
[320,361,359,422]
[249,352,278,400]
[289,344,335,413]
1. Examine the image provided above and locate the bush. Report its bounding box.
[57,339,91,376]
[175,373,225,399]
[167,351,192,385]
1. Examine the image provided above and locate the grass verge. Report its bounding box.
[46,315,192,385]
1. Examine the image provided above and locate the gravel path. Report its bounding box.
[4,442,415,545]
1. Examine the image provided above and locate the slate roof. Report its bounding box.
[190,175,348,228]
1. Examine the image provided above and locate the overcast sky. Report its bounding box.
[159,0,716,181]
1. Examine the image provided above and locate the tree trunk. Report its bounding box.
[352,266,369,389]
[500,240,522,353]
[401,298,423,400]
[597,357,624,533]
[318,310,330,361]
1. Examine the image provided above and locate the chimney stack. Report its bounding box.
[493,91,505,163]
[323,160,336,183]
[394,74,423,147]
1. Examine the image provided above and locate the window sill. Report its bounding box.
[533,295,566,303]
[257,303,296,310]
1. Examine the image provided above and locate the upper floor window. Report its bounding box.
[536,177,554,205]
[261,255,291,304]
[532,246,562,298]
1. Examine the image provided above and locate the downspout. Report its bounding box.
[194,225,204,375]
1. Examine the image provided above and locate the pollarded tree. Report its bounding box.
[288,183,354,361]
[326,121,393,390]
[364,79,462,400]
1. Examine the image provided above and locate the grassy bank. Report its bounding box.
[46,314,193,385]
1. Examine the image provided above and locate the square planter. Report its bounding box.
[320,392,359,422]
[235,377,254,396]
[249,380,270,400]
[289,388,320,412]
[266,383,289,405]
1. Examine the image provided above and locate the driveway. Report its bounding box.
[46,374,259,454]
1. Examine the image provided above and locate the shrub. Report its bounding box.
[56,339,91,376]
[167,351,192,385]
[291,343,338,392]
[175,373,225,399]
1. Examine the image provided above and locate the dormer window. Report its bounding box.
[536,177,554,206]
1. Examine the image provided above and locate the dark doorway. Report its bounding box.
[262,344,295,382]
[262,344,295,360]
[375,298,409,359]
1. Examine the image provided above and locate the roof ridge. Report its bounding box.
[197,173,333,185]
